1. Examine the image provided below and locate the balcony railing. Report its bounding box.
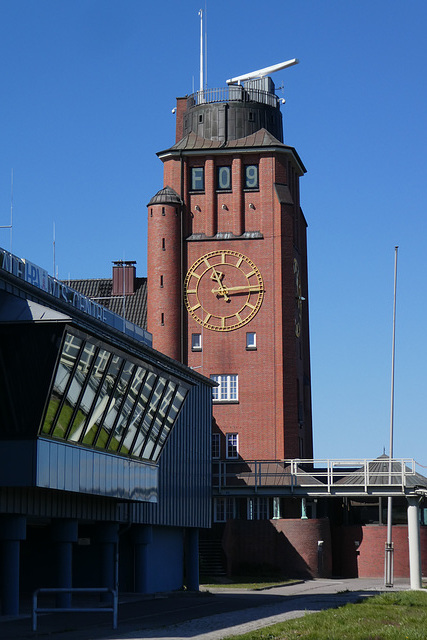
[212,458,423,497]
[187,86,279,109]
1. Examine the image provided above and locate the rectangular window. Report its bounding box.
[191,333,202,351]
[226,433,238,459]
[217,166,231,191]
[244,164,259,189]
[212,433,220,459]
[210,374,238,402]
[247,497,269,520]
[246,332,256,350]
[191,167,204,191]
[214,497,236,522]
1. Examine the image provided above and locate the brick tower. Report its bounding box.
[147,69,313,470]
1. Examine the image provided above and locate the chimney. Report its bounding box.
[112,261,136,296]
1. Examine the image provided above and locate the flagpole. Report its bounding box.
[385,245,398,587]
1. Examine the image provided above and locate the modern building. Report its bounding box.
[0,248,213,615]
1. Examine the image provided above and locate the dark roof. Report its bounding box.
[169,128,284,152]
[67,277,147,330]
[335,454,427,489]
[147,186,182,207]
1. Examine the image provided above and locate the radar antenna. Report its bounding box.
[226,58,299,85]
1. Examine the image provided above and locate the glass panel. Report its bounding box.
[83,355,123,446]
[101,361,135,451]
[52,341,97,439]
[131,376,167,457]
[151,385,187,461]
[41,333,82,435]
[109,365,145,453]
[141,381,175,460]
[119,370,157,454]
[67,348,110,442]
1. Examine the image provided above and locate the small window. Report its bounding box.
[226,433,239,459]
[160,275,163,288]
[198,113,204,124]
[150,208,153,217]
[217,166,231,191]
[162,238,165,251]
[212,433,220,459]
[162,207,165,216]
[191,167,204,191]
[246,332,256,350]
[244,164,259,189]
[210,374,238,402]
[191,333,202,351]
[247,497,269,520]
[248,111,254,122]
[214,497,236,523]
[161,313,164,326]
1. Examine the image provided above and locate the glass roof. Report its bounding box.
[40,329,188,462]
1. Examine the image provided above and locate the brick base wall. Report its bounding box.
[223,518,332,578]
[332,524,427,578]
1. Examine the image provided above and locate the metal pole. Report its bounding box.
[385,246,398,587]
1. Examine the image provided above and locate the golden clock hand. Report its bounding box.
[210,266,230,301]
[212,284,262,294]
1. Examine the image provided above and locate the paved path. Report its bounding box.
[0,578,413,640]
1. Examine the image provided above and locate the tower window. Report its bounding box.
[162,207,165,216]
[217,166,231,191]
[210,374,238,402]
[162,238,165,250]
[160,275,163,288]
[226,433,239,459]
[244,164,259,189]
[198,113,204,124]
[150,208,153,217]
[246,332,256,350]
[191,167,204,191]
[191,333,202,351]
[161,313,164,325]
[248,111,254,122]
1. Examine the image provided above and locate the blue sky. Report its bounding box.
[1,1,426,465]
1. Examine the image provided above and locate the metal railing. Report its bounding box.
[212,458,420,496]
[187,87,279,108]
[32,587,118,631]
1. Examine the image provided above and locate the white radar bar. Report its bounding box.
[226,58,299,85]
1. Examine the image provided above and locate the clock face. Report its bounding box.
[184,249,264,332]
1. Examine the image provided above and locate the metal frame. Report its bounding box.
[32,587,118,631]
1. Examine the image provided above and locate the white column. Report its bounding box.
[407,496,422,590]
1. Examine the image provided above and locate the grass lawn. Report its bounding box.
[221,591,427,640]
[202,577,300,590]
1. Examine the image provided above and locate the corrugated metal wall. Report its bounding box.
[133,381,212,529]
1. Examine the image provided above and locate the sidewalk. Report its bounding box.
[0,578,413,640]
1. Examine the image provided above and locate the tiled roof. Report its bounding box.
[169,128,285,152]
[67,277,147,330]
[147,186,182,206]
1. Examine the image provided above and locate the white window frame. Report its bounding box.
[226,432,239,459]
[210,374,238,402]
[214,497,236,523]
[246,332,256,350]
[247,497,269,520]
[191,333,202,351]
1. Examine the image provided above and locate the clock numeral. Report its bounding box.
[190,303,201,311]
[221,252,226,264]
[203,258,211,268]
[245,302,256,310]
[236,256,243,268]
[186,289,197,294]
[204,313,211,324]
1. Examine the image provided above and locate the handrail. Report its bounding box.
[212,458,421,494]
[187,86,279,108]
[32,587,118,631]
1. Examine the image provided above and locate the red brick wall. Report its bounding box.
[223,518,332,578]
[332,524,427,578]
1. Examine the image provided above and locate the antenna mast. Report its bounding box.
[198,9,204,92]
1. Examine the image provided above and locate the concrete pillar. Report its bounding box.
[301,498,308,519]
[95,523,119,602]
[0,515,26,615]
[51,519,78,608]
[407,496,422,590]
[185,528,199,591]
[133,526,152,594]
